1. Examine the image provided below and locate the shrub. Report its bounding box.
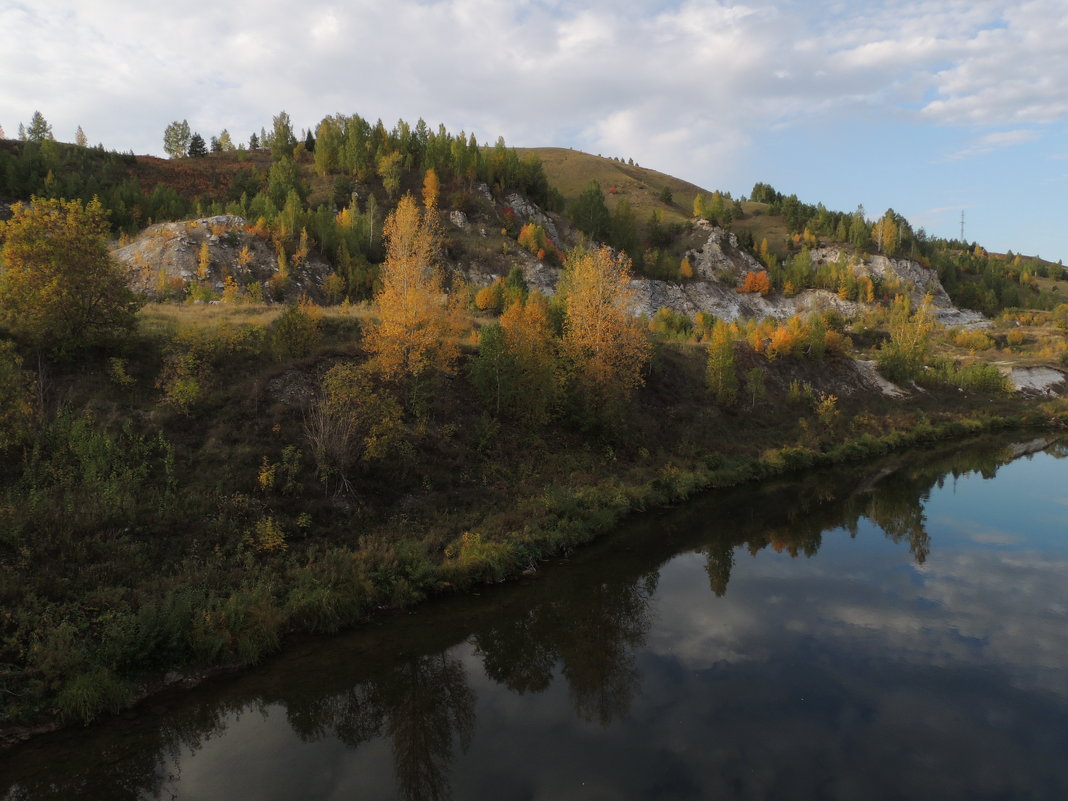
[268,300,322,361]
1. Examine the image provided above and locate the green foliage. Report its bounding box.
[308,362,405,492]
[441,531,515,587]
[2,411,176,550]
[745,367,767,408]
[877,295,934,383]
[268,302,322,362]
[469,323,521,416]
[187,132,207,158]
[649,307,693,341]
[0,197,142,355]
[706,320,738,407]
[163,119,191,158]
[0,339,35,453]
[156,325,265,413]
[926,358,1012,394]
[570,180,611,242]
[25,111,54,142]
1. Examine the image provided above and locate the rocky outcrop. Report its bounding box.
[112,216,331,301]
[811,246,989,328]
[1004,365,1066,394]
[505,192,564,247]
[685,221,763,280]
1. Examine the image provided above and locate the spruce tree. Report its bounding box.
[188,133,207,158]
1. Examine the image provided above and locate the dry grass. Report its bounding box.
[518,147,709,225]
[138,301,374,338]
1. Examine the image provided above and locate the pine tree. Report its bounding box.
[188,133,207,158]
[26,111,53,142]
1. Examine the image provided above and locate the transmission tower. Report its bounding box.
[960,210,965,242]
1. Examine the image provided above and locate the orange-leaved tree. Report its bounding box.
[364,193,466,383]
[738,270,771,295]
[560,246,650,411]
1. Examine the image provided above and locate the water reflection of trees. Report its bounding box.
[285,654,475,801]
[4,436,1059,801]
[698,437,1060,596]
[474,572,657,727]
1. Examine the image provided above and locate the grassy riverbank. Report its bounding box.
[1,300,1067,743]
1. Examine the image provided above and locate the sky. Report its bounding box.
[1,0,1066,262]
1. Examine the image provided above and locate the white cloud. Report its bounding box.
[946,129,1041,160]
[2,0,1067,206]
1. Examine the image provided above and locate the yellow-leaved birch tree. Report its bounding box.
[364,193,465,383]
[560,246,650,411]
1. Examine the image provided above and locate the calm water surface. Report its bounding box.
[3,436,1068,800]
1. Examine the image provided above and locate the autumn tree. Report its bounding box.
[0,197,141,355]
[872,209,899,256]
[377,151,404,199]
[422,168,440,211]
[364,193,466,384]
[74,125,87,147]
[739,270,771,295]
[163,120,191,158]
[487,292,560,423]
[560,246,650,412]
[706,320,738,407]
[197,241,211,279]
[877,294,934,382]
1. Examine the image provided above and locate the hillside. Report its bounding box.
[2,120,1068,744]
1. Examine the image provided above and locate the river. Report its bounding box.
[3,435,1067,800]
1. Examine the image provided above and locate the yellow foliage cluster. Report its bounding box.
[953,329,994,352]
[791,228,819,247]
[561,247,651,405]
[475,282,504,313]
[740,314,851,361]
[364,194,467,381]
[501,292,559,422]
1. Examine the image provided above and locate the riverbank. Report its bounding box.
[2,310,1067,745]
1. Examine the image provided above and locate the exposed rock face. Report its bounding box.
[811,246,989,328]
[629,278,860,321]
[448,210,469,231]
[505,192,563,247]
[1006,365,1066,394]
[112,216,331,301]
[685,220,763,280]
[453,218,988,330]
